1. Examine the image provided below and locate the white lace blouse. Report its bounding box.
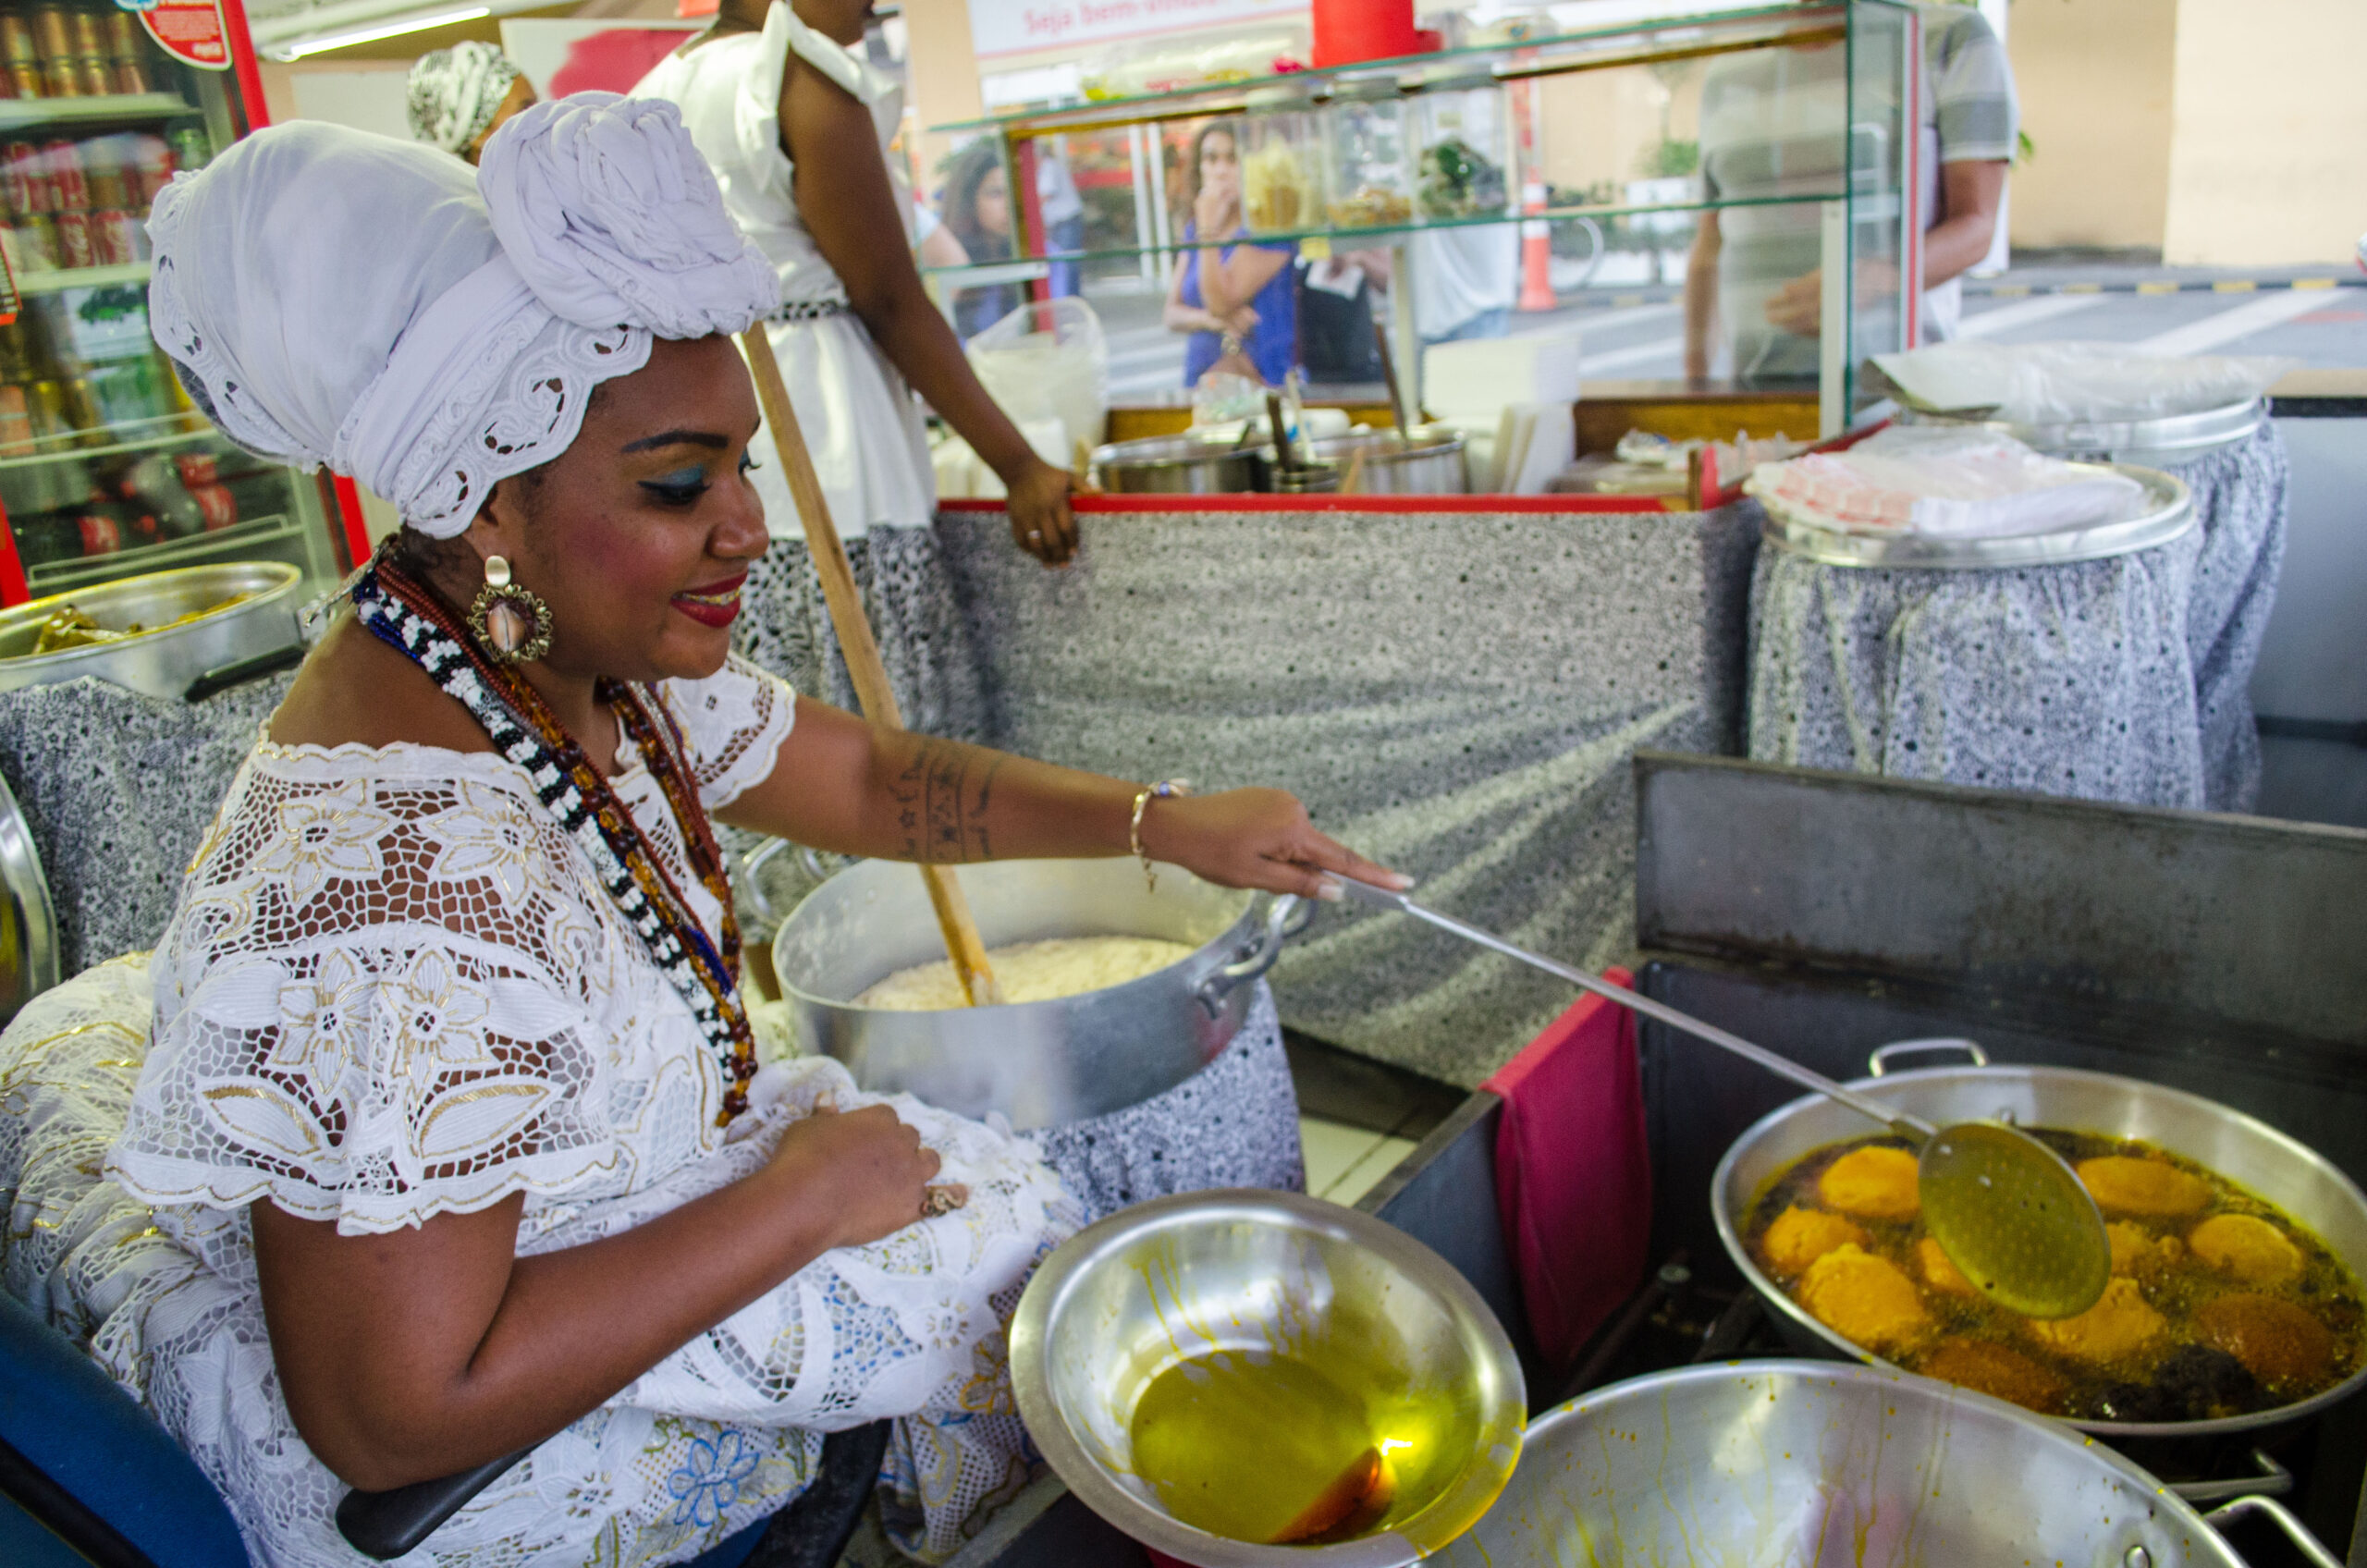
[68,654,1074,1567]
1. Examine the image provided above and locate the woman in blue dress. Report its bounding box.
[1163,119,1297,386]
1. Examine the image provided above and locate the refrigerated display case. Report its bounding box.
[0,0,364,606]
[931,2,1924,427]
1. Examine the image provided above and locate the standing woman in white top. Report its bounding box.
[635,0,1077,569]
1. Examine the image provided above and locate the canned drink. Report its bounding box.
[31,6,71,64]
[131,134,168,204]
[82,140,127,208]
[74,510,120,556]
[42,58,77,97]
[42,140,85,210]
[12,214,58,270]
[69,10,103,57]
[26,379,71,447]
[53,206,92,267]
[6,142,50,213]
[0,384,33,456]
[190,480,237,531]
[111,58,145,94]
[1,16,39,64]
[88,206,132,264]
[10,65,42,99]
[74,55,108,97]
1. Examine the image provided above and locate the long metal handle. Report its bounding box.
[2202,1495,2344,1568]
[2171,1449,2292,1505]
[1336,878,1933,1139]
[1195,895,1306,1019]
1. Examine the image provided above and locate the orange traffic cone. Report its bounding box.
[1517,179,1555,312]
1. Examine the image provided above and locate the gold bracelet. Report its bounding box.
[1130,778,1192,892]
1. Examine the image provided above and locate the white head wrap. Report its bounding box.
[146,93,780,537]
[406,41,523,156]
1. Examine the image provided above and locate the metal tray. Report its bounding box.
[1898,395,2264,468]
[1760,461,2195,570]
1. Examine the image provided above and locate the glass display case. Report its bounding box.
[0,0,358,605]
[931,1,1922,424]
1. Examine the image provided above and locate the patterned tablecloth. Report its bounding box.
[1747,423,2288,812]
[0,505,1764,1088]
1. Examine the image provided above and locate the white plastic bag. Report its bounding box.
[1746,426,2149,539]
[1871,340,2298,424]
[964,296,1109,464]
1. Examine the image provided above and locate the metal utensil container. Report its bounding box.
[1760,460,2194,570]
[0,560,304,700]
[1428,1360,2335,1567]
[769,857,1305,1129]
[1901,395,2265,468]
[1092,435,1271,495]
[1012,1189,1527,1568]
[1712,1052,2367,1438]
[1306,428,1468,495]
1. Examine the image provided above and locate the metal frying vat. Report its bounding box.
[768,857,1306,1130]
[1091,435,1270,494]
[1305,428,1467,494]
[1428,1361,2338,1567]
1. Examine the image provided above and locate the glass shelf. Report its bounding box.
[17,262,150,297]
[929,2,1840,136]
[0,92,198,132]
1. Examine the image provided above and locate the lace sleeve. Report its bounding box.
[661,653,797,812]
[107,750,686,1236]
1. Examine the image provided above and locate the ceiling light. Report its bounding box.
[270,5,491,59]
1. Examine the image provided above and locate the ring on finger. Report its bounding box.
[919,1184,966,1219]
[1026,530,1044,544]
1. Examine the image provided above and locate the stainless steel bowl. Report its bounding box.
[1713,1050,2367,1437]
[1428,1361,2336,1567]
[1305,429,1468,495]
[1012,1189,1526,1568]
[0,561,304,701]
[767,857,1306,1129]
[1092,435,1270,494]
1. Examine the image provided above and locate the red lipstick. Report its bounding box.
[672,571,746,629]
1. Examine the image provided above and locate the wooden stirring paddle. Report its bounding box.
[738,327,1003,1007]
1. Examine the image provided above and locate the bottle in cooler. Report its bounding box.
[168,127,209,174]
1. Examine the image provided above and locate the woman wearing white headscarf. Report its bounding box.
[406,40,537,164]
[0,95,1398,1568]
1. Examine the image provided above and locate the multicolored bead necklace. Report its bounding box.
[353,551,761,1124]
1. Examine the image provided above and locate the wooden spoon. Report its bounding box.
[739,327,1003,1007]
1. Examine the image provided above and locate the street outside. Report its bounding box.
[1081,257,2367,400]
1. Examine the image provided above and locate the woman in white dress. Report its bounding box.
[634,0,1077,568]
[0,97,1397,1568]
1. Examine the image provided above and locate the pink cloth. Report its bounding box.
[1480,967,1651,1373]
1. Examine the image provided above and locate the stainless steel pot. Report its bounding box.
[1427,1361,2339,1567]
[1712,1042,2367,1438]
[0,561,304,702]
[1305,428,1468,495]
[1092,435,1270,494]
[767,856,1306,1129]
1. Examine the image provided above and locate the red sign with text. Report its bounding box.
[137,0,233,71]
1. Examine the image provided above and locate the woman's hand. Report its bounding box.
[1138,788,1409,900]
[1004,456,1079,567]
[1194,178,1240,240]
[766,1103,951,1250]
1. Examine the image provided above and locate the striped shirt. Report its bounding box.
[1699,4,2019,378]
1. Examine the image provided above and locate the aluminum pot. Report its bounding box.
[767,856,1306,1129]
[0,561,304,702]
[1900,395,2265,467]
[1712,1042,2367,1438]
[1092,435,1270,494]
[1012,1189,1526,1568]
[1305,428,1467,494]
[1427,1361,2339,1568]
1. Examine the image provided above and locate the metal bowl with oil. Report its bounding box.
[0,561,304,701]
[1011,1189,1524,1568]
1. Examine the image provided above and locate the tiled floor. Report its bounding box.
[1300,1115,1420,1205]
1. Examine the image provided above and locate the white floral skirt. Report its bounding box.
[0,958,1084,1568]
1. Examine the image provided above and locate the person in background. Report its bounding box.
[1683,2,2017,384]
[1163,118,1296,387]
[405,41,536,165]
[1036,137,1086,298]
[634,0,1077,565]
[1409,224,1519,346]
[914,191,968,269]
[1298,248,1389,383]
[941,138,1024,339]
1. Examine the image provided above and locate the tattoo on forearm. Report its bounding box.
[891,738,1005,862]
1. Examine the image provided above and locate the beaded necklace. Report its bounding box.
[352,554,761,1124]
